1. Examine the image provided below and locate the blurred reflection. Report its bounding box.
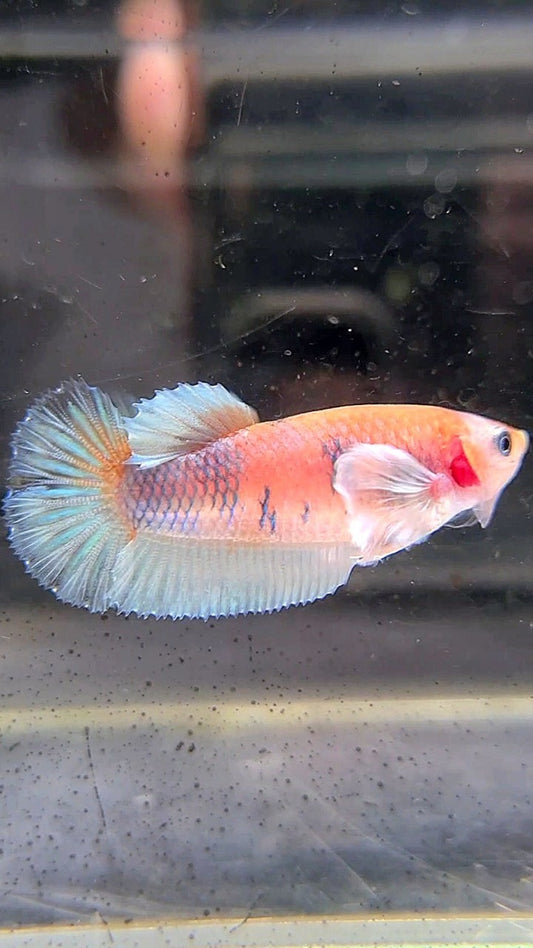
[116,0,203,219]
[114,0,203,352]
[475,158,533,404]
[61,0,404,412]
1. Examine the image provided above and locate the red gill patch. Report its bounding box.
[449,437,480,488]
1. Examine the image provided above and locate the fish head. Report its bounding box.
[451,414,529,527]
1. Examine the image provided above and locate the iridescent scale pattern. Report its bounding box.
[122,441,241,536]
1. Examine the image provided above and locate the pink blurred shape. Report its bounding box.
[116,0,202,191]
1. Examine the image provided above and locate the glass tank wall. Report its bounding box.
[1,1,532,945]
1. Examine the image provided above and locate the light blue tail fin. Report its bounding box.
[4,380,131,611]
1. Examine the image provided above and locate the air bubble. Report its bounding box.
[418,262,440,286]
[406,154,428,176]
[423,194,446,219]
[435,168,457,194]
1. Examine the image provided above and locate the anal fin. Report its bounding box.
[110,535,354,619]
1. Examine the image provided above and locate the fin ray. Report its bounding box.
[4,380,131,611]
[446,509,479,529]
[333,443,445,564]
[111,535,354,619]
[125,382,259,468]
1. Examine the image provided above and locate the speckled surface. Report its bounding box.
[2,531,533,924]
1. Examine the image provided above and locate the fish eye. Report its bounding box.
[496,430,512,456]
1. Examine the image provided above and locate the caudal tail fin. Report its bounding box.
[3,379,131,611]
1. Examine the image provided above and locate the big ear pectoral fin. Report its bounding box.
[333,443,446,565]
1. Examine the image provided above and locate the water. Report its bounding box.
[1,2,532,943]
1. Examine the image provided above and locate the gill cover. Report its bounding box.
[449,436,480,489]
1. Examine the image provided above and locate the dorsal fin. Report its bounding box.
[124,382,259,468]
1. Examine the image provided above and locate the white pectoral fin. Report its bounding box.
[333,443,444,564]
[124,382,259,468]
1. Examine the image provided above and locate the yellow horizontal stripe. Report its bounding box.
[1,912,532,947]
[1,694,531,738]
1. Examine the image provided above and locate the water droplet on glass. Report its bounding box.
[435,168,457,193]
[423,193,446,219]
[406,153,428,176]
[418,262,440,286]
[422,194,446,220]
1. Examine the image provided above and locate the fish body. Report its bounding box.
[4,380,528,619]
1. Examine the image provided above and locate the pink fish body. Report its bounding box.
[4,380,528,619]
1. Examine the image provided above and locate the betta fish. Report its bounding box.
[3,379,528,619]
